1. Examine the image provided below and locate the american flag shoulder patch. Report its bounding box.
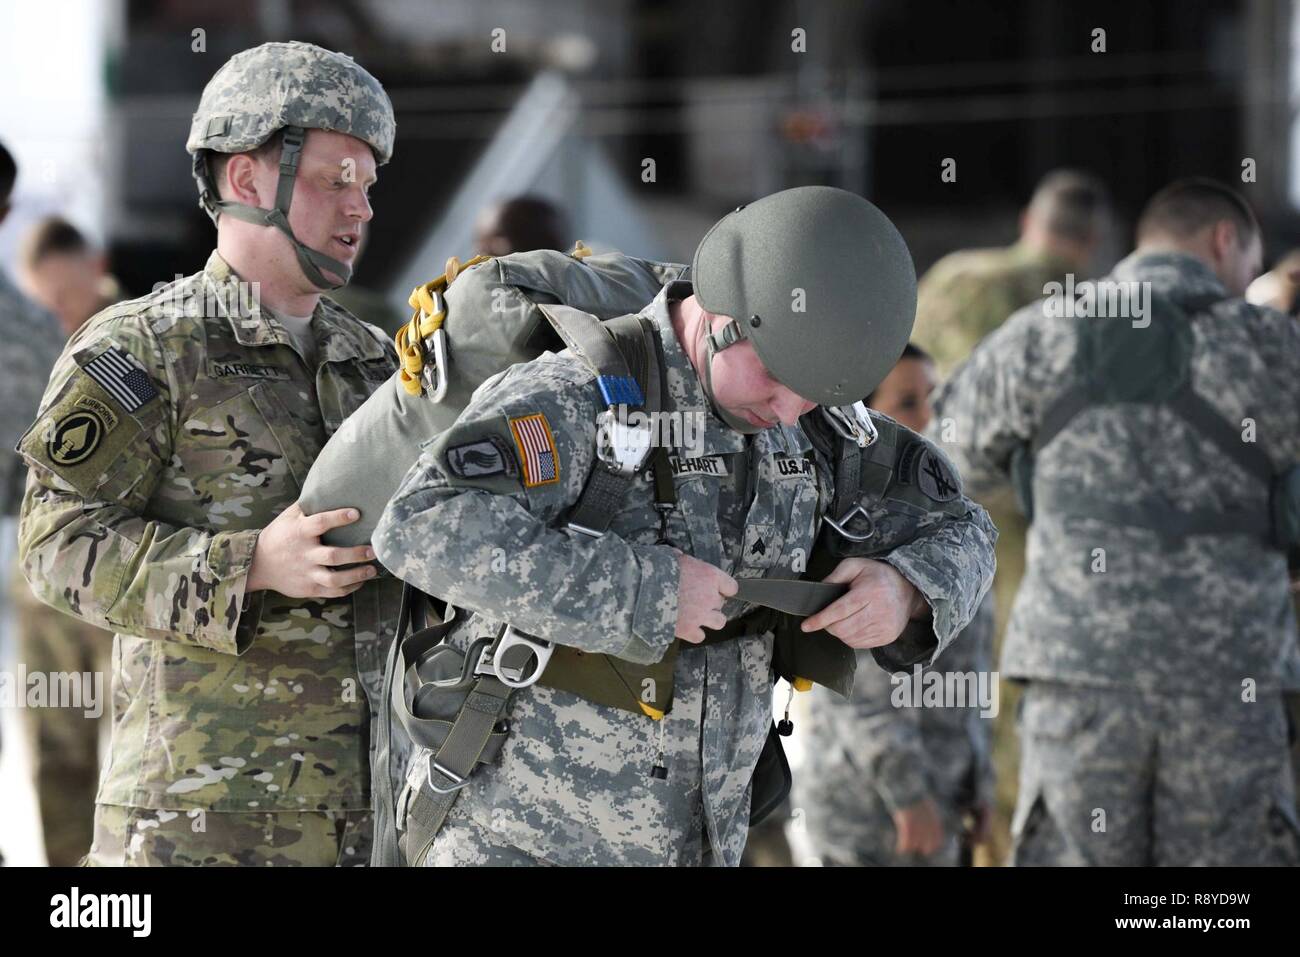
[82,346,159,413]
[508,412,560,488]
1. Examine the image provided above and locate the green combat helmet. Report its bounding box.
[692,185,916,426]
[186,40,396,290]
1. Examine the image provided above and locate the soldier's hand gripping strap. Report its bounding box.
[770,408,972,692]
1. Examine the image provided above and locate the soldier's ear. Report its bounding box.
[1208,220,1239,268]
[223,152,266,207]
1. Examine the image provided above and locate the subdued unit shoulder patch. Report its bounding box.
[19,371,145,498]
[508,412,560,487]
[913,446,960,502]
[445,435,518,481]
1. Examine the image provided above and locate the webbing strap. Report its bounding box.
[368,584,419,868]
[829,437,862,525]
[1167,390,1274,486]
[563,314,671,537]
[567,467,636,536]
[398,675,515,866]
[1030,385,1090,457]
[542,305,646,406]
[1035,483,1272,541]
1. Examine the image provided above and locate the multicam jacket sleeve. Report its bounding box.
[18,313,262,656]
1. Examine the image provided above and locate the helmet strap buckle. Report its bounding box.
[705,317,744,353]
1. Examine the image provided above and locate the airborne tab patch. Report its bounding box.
[508,413,559,487]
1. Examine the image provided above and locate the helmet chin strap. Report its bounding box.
[695,319,763,435]
[196,126,353,291]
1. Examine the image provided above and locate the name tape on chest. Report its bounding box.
[668,454,731,478]
[208,361,293,381]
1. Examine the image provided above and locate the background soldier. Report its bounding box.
[0,145,64,524]
[18,216,124,338]
[911,169,1110,860]
[0,141,66,867]
[372,187,996,866]
[10,216,122,866]
[16,42,403,866]
[794,344,994,866]
[933,178,1300,865]
[472,195,571,257]
[912,170,1110,375]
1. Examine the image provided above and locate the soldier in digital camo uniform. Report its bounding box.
[910,172,1109,859]
[16,42,403,866]
[933,178,1300,865]
[794,345,995,867]
[0,142,66,867]
[373,187,997,866]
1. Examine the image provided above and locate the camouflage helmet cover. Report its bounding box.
[692,186,917,407]
[185,41,395,290]
[186,40,395,162]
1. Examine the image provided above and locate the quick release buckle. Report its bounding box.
[594,408,654,476]
[822,402,878,448]
[474,627,554,689]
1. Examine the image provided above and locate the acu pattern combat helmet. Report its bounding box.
[186,40,396,290]
[692,186,917,408]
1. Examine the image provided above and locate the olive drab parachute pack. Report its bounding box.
[1009,286,1300,550]
[297,246,686,546]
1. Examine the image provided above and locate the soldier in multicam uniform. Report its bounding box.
[933,178,1300,865]
[372,187,997,866]
[912,170,1109,376]
[793,343,995,866]
[16,42,403,866]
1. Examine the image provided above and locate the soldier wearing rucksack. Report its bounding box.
[302,186,997,865]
